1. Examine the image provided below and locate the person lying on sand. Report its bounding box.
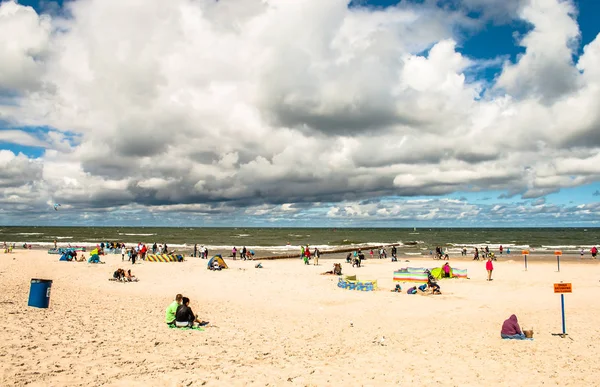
[321,263,342,275]
[175,297,208,328]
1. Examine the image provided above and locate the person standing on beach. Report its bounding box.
[193,244,198,258]
[486,257,493,281]
[131,247,137,265]
[232,247,237,260]
[499,245,503,255]
[313,247,319,265]
[121,245,126,261]
[473,247,479,260]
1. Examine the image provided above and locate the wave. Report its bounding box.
[233,234,250,237]
[541,245,578,249]
[55,236,73,239]
[118,233,156,236]
[16,232,44,235]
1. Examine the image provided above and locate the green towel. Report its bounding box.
[168,325,205,331]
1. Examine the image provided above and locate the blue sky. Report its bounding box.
[1,0,600,226]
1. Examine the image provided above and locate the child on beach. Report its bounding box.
[486,258,494,281]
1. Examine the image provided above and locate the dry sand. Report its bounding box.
[1,250,600,386]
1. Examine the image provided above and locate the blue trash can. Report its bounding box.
[28,279,53,308]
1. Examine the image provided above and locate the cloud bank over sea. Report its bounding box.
[1,0,600,226]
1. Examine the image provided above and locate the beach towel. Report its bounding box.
[168,325,205,331]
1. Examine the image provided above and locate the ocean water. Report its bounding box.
[1,227,599,254]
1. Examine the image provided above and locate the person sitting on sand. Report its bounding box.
[352,256,361,268]
[165,294,183,325]
[176,297,208,328]
[333,263,342,275]
[427,278,441,294]
[501,314,527,340]
[346,253,352,263]
[113,268,126,281]
[126,269,138,282]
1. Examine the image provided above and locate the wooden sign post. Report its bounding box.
[553,282,572,337]
[555,251,562,272]
[522,250,530,270]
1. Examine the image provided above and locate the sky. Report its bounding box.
[1,0,600,227]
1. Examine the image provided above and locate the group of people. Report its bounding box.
[165,294,208,328]
[231,246,254,260]
[433,246,450,260]
[193,244,210,258]
[301,245,320,265]
[112,268,138,282]
[402,270,442,295]
[346,250,365,267]
[3,242,15,253]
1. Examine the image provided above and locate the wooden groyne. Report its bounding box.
[255,243,403,261]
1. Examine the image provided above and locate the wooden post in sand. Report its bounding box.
[522,250,529,270]
[555,251,562,272]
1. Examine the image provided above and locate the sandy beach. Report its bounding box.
[2,250,600,386]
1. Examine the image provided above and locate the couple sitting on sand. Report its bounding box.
[165,294,209,328]
[112,268,138,282]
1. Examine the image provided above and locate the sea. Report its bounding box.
[1,227,599,255]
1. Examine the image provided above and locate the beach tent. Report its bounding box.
[430,267,452,279]
[59,252,69,261]
[207,254,228,269]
